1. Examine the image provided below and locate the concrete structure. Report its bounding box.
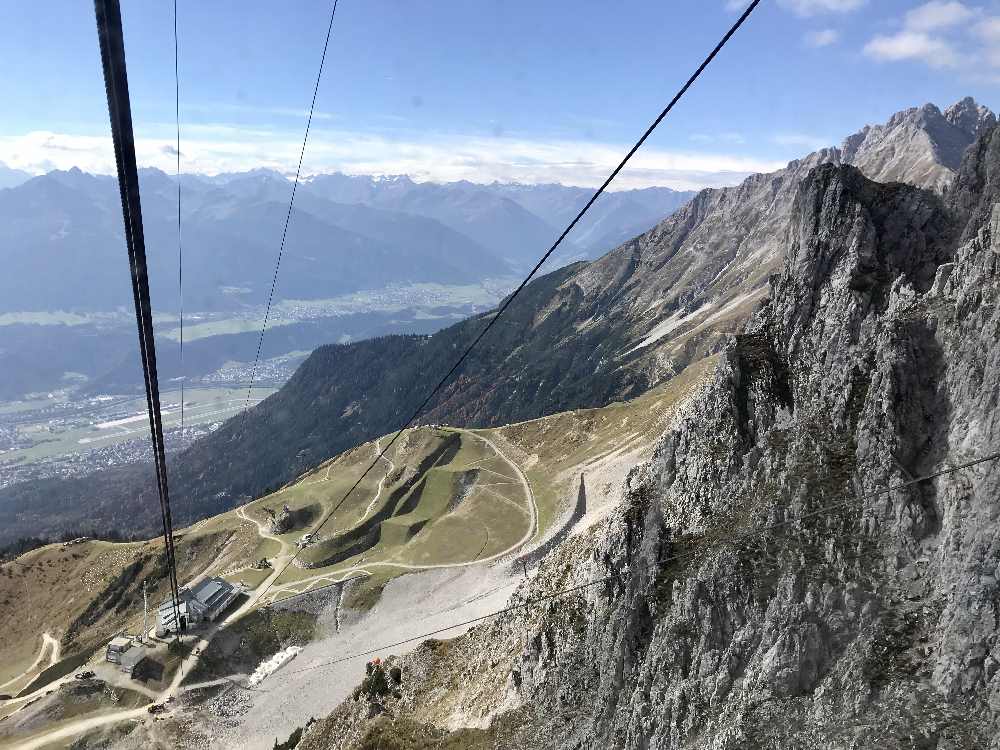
[105,636,133,664]
[118,646,150,678]
[155,577,239,637]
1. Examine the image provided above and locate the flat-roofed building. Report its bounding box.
[119,646,150,677]
[155,577,239,637]
[105,636,133,664]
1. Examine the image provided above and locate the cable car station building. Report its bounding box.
[155,577,238,637]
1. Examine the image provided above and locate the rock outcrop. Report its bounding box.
[843,98,995,192]
[305,123,1000,748]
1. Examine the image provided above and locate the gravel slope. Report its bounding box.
[191,562,520,749]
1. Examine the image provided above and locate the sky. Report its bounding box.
[0,0,997,190]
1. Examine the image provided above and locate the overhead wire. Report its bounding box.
[174,0,185,441]
[94,0,182,635]
[240,0,340,422]
[253,0,765,606]
[269,447,1000,681]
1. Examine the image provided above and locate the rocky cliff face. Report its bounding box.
[567,98,993,393]
[842,97,996,192]
[304,123,1000,749]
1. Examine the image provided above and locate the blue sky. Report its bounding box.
[0,0,996,189]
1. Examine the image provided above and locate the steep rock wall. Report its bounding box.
[307,126,1000,750]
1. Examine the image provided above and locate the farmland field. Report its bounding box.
[0,386,276,471]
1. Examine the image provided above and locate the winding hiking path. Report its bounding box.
[0,633,58,694]
[361,437,395,520]
[256,437,397,606]
[13,706,149,750]
[13,429,538,748]
[260,428,537,604]
[230,506,295,615]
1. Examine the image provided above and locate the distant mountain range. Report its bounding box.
[0,165,695,314]
[0,163,29,189]
[304,173,695,268]
[0,97,989,545]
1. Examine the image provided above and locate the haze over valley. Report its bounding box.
[0,166,693,493]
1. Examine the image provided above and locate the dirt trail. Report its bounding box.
[10,428,539,747]
[360,437,394,520]
[261,428,537,603]
[0,635,52,692]
[41,634,60,667]
[12,706,148,750]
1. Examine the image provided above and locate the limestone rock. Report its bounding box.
[321,123,1000,749]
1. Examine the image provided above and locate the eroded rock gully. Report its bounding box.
[301,128,1000,750]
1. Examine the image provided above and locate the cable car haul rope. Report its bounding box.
[94,0,181,634]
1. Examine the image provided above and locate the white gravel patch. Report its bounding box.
[195,562,519,749]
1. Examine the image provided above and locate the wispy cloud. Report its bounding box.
[864,30,960,67]
[725,0,864,12]
[974,17,1000,66]
[772,133,833,150]
[975,16,1000,40]
[727,0,863,20]
[776,0,865,16]
[0,128,787,191]
[904,0,977,31]
[185,102,339,123]
[863,1,994,71]
[688,132,746,145]
[804,28,840,47]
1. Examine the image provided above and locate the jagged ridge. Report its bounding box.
[304,122,1000,749]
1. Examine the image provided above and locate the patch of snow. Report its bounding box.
[246,646,302,688]
[625,303,714,355]
[686,290,761,334]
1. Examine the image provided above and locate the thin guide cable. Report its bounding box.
[272,447,1000,680]
[129,448,1000,693]
[174,0,185,439]
[241,0,340,422]
[255,0,764,604]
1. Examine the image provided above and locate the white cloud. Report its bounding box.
[904,1,976,31]
[185,102,339,122]
[772,133,833,150]
[776,0,865,16]
[688,132,746,145]
[974,16,1000,41]
[862,1,991,70]
[974,17,1000,66]
[863,30,960,67]
[0,128,787,192]
[804,28,840,47]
